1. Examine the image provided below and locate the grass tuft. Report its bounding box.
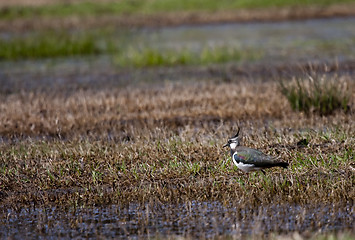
[279,75,351,115]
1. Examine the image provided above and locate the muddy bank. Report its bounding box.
[1,59,354,94]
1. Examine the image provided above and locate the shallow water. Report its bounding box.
[131,17,355,60]
[1,201,353,239]
[1,17,354,75]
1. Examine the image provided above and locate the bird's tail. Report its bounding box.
[277,162,289,168]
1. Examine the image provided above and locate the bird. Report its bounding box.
[223,128,289,173]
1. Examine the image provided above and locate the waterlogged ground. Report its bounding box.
[1,17,355,91]
[0,15,355,239]
[130,17,355,59]
[1,202,354,239]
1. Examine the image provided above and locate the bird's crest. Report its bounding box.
[229,127,240,140]
[223,127,241,148]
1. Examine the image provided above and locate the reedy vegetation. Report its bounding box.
[280,74,352,115]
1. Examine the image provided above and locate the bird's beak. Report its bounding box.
[223,143,229,148]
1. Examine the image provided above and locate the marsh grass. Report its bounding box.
[0,31,261,64]
[279,75,351,115]
[115,46,262,67]
[0,80,354,239]
[0,126,353,207]
[1,28,352,64]
[0,80,354,208]
[0,31,117,60]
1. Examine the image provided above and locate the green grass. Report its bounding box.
[1,0,354,20]
[0,24,353,64]
[0,31,262,65]
[279,75,351,115]
[0,31,118,60]
[115,46,263,67]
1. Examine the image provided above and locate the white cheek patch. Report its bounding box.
[230,142,237,149]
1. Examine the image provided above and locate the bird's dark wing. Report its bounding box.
[234,147,281,167]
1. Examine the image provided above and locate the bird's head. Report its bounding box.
[223,128,241,150]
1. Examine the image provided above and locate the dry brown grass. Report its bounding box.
[0,82,292,138]
[0,79,354,208]
[0,79,354,139]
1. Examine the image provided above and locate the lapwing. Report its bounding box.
[223,128,289,173]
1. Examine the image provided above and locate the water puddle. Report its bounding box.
[130,17,355,59]
[1,201,353,239]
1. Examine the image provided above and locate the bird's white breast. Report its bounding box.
[235,162,260,173]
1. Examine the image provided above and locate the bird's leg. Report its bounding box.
[261,169,266,175]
